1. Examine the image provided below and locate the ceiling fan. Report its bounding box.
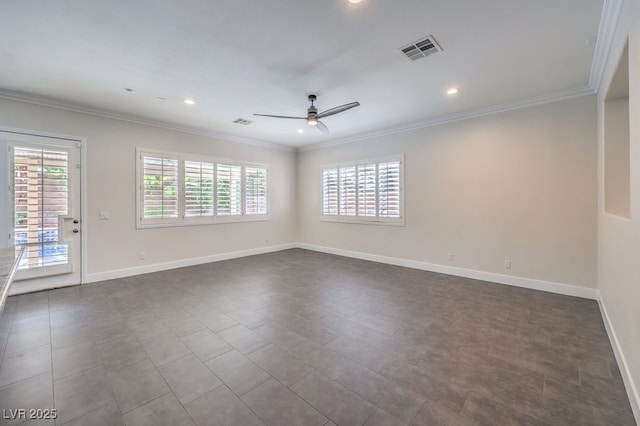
[254,94,360,133]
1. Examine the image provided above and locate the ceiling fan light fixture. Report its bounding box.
[307,116,318,126]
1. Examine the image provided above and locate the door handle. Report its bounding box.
[72,229,79,233]
[73,219,79,224]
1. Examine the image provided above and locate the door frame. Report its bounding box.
[1,126,87,294]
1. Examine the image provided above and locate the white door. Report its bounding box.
[1,131,82,294]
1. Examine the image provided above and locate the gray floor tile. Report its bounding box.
[253,321,307,350]
[0,345,51,387]
[460,391,549,426]
[53,367,116,425]
[180,329,232,362]
[0,373,53,426]
[249,344,313,386]
[52,340,101,380]
[91,320,134,345]
[206,350,270,396]
[196,309,238,332]
[140,331,192,367]
[4,326,50,356]
[291,370,376,426]
[159,353,222,404]
[0,250,634,426]
[10,313,49,333]
[288,339,357,380]
[411,399,474,426]
[227,308,272,329]
[127,318,170,341]
[337,364,427,424]
[379,359,468,412]
[327,335,393,372]
[51,322,95,351]
[162,314,206,337]
[63,400,124,426]
[218,324,270,355]
[122,392,194,426]
[98,334,149,372]
[364,409,406,426]
[241,379,327,426]
[107,358,171,414]
[185,385,265,426]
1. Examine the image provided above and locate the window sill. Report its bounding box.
[137,216,270,229]
[320,216,405,227]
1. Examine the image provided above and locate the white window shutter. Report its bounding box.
[339,166,357,216]
[184,160,214,219]
[245,167,268,215]
[322,169,338,215]
[357,163,377,217]
[217,164,242,216]
[378,161,401,218]
[142,154,179,223]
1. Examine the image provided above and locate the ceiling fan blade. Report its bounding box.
[317,102,360,119]
[315,120,329,134]
[253,113,307,120]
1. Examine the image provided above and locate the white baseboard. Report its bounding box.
[297,243,599,300]
[598,297,640,424]
[83,242,597,300]
[83,243,297,284]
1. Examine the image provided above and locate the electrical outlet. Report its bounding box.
[139,252,145,260]
[505,260,511,269]
[447,252,453,261]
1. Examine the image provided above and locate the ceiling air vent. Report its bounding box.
[400,35,442,61]
[233,118,253,125]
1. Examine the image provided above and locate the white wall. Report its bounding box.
[604,97,631,217]
[0,98,298,280]
[298,96,598,291]
[598,0,640,418]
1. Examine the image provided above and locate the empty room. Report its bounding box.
[0,0,638,425]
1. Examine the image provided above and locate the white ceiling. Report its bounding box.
[0,0,605,148]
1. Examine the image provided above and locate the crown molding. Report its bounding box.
[589,0,624,93]
[0,81,597,155]
[0,90,295,152]
[299,86,595,153]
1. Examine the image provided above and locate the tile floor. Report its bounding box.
[0,249,635,425]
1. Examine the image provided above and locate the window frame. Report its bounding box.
[321,155,405,226]
[136,148,269,229]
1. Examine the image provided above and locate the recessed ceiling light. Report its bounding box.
[348,0,363,4]
[446,88,459,95]
[184,99,196,105]
[297,129,304,134]
[124,88,134,93]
